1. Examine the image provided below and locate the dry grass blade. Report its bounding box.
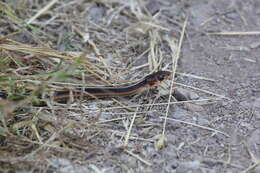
[0,39,109,83]
[176,72,216,82]
[148,30,159,71]
[1,40,76,60]
[27,0,59,24]
[23,123,74,159]
[240,160,260,173]
[63,98,220,111]
[208,31,260,35]
[162,17,188,137]
[124,149,152,166]
[160,117,230,137]
[123,107,139,147]
[174,82,231,100]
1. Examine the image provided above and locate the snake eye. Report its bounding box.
[157,75,165,81]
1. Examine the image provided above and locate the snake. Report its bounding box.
[53,70,171,102]
[0,70,171,103]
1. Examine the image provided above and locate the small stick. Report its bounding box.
[27,0,59,24]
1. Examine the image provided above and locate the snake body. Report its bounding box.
[0,71,171,103]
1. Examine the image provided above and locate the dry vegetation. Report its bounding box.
[0,0,259,173]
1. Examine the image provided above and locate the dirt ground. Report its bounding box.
[0,0,260,173]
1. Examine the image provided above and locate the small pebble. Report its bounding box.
[250,42,260,49]
[174,88,199,101]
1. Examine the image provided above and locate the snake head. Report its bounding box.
[145,71,171,86]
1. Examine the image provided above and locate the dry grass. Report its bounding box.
[0,1,230,172]
[0,1,176,171]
